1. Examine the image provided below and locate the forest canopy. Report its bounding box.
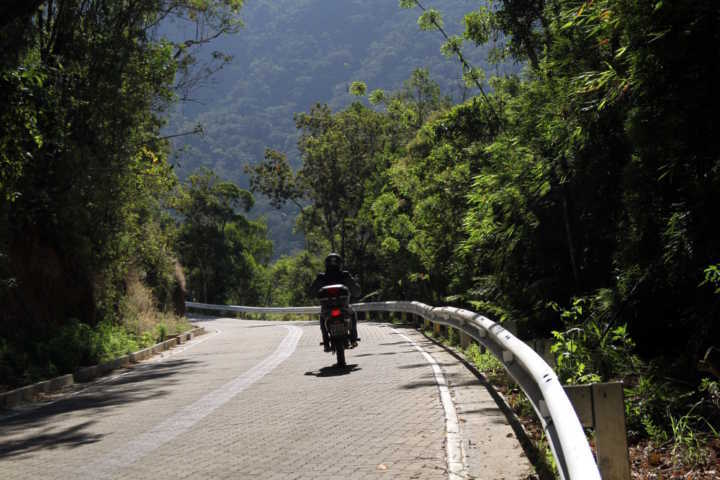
[1,0,718,472]
[247,0,720,468]
[0,0,251,385]
[166,0,509,255]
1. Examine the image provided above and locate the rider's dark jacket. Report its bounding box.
[309,269,361,300]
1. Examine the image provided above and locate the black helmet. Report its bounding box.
[325,253,342,271]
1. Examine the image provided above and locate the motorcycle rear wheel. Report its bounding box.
[335,343,346,367]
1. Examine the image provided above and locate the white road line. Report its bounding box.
[78,325,303,479]
[393,329,468,480]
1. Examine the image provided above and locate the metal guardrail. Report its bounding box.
[187,301,320,315]
[186,300,602,480]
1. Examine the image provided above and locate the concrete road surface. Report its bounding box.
[0,318,535,479]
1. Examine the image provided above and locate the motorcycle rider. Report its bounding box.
[309,253,361,351]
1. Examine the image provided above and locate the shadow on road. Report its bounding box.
[109,358,201,386]
[0,421,103,459]
[399,379,479,389]
[396,362,456,369]
[353,349,415,358]
[0,358,200,459]
[304,364,361,377]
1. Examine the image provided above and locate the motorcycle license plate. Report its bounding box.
[329,323,346,336]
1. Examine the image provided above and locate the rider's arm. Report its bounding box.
[308,274,323,298]
[344,272,361,299]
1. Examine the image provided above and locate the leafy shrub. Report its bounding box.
[156,323,168,342]
[138,331,156,349]
[701,264,720,294]
[465,343,507,386]
[17,318,144,380]
[447,327,460,346]
[625,372,720,467]
[90,321,139,364]
[668,403,717,467]
[699,378,719,409]
[626,375,686,439]
[46,320,94,373]
[549,294,638,384]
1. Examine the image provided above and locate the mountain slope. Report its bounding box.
[168,0,498,254]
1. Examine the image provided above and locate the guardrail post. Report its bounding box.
[564,382,630,480]
[460,331,471,349]
[593,382,630,480]
[433,322,443,337]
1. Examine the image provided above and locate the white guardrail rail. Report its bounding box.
[186,300,601,480]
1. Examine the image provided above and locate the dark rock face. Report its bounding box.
[7,231,95,332]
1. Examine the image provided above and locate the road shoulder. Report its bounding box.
[392,325,537,480]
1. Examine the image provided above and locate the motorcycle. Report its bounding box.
[317,283,354,367]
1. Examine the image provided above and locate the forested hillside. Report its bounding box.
[247,0,720,472]
[167,0,510,254]
[0,1,263,388]
[1,0,719,475]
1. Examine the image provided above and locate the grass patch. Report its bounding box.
[0,275,194,390]
[419,319,720,478]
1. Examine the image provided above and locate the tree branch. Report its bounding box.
[411,0,503,132]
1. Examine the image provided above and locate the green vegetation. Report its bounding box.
[247,0,720,470]
[167,0,506,255]
[465,342,505,385]
[174,168,271,304]
[0,0,249,387]
[1,0,718,473]
[265,252,322,306]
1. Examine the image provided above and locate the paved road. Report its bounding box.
[0,319,534,479]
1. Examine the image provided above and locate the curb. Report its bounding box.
[0,326,206,409]
[0,374,74,409]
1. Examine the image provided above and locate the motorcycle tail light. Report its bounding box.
[330,308,342,318]
[327,287,338,296]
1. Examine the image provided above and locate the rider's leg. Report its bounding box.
[350,314,358,346]
[320,318,330,351]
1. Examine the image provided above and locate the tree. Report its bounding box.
[174,168,270,304]
[402,0,720,360]
[248,103,389,275]
[264,251,322,307]
[396,68,449,128]
[0,0,245,385]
